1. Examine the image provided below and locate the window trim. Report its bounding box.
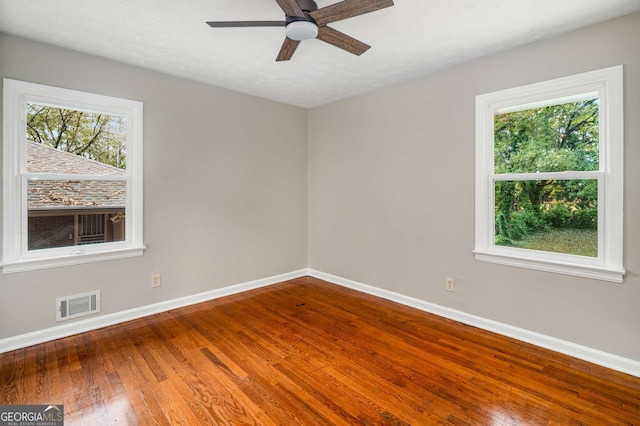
[2,79,145,273]
[474,66,624,283]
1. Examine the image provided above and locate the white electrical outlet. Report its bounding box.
[445,277,455,292]
[151,273,161,288]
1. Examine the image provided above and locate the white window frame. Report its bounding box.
[2,79,145,273]
[474,66,624,283]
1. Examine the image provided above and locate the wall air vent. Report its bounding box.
[56,290,101,322]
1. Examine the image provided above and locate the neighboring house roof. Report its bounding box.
[27,141,126,211]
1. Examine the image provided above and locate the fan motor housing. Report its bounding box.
[296,0,318,13]
[286,0,318,24]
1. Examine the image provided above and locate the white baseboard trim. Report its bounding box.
[308,269,640,378]
[4,268,639,378]
[0,269,308,354]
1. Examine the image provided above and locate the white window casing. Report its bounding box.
[474,66,624,282]
[2,79,145,273]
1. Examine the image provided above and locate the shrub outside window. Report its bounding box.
[474,66,624,282]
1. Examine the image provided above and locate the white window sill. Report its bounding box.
[1,245,146,274]
[473,250,625,283]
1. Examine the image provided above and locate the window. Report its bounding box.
[474,66,624,282]
[2,79,144,273]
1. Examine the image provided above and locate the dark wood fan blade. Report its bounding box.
[276,37,301,61]
[207,21,286,27]
[310,0,393,26]
[275,0,305,17]
[316,26,370,56]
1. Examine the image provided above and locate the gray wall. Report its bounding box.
[308,12,640,361]
[0,34,309,338]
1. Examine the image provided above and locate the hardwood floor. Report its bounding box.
[1,276,639,425]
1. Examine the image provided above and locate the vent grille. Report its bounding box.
[56,290,100,322]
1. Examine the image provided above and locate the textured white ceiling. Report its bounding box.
[1,0,639,108]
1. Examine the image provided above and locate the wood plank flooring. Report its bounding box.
[1,276,639,425]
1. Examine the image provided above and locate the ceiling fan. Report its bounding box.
[206,0,394,61]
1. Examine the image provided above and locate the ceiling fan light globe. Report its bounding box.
[286,21,318,40]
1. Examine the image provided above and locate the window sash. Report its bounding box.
[487,174,604,263]
[21,173,131,260]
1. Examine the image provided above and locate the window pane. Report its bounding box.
[494,179,597,257]
[494,99,599,174]
[27,179,126,250]
[26,103,126,173]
